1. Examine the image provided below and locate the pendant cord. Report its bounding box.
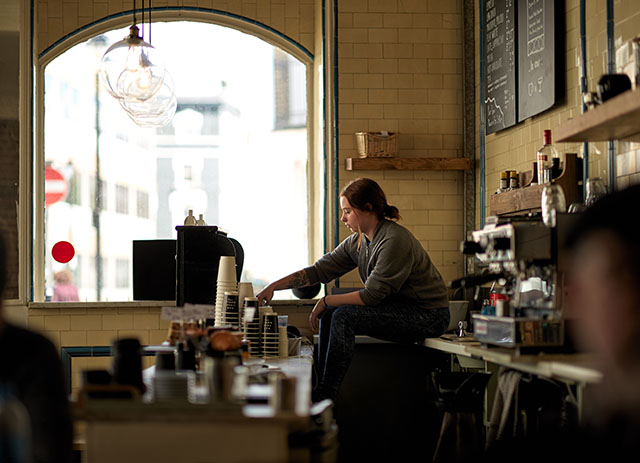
[149,0,152,45]
[132,0,136,25]
[141,0,145,39]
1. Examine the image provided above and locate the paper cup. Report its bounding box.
[217,256,237,284]
[237,282,254,313]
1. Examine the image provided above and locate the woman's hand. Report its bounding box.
[309,297,328,332]
[256,284,275,307]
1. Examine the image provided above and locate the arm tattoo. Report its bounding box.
[285,270,310,289]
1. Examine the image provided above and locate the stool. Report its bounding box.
[432,371,492,463]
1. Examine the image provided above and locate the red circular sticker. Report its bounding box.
[52,241,75,263]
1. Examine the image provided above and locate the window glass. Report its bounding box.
[43,22,309,301]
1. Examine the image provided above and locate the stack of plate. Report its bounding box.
[153,370,196,403]
[221,291,240,328]
[215,256,237,326]
[261,313,280,358]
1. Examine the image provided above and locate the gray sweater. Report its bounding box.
[305,220,449,309]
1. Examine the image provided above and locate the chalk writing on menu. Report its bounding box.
[484,0,516,134]
[518,0,556,121]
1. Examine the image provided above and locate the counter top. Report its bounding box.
[424,335,603,384]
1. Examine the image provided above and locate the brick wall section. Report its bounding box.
[337,0,465,287]
[0,119,19,300]
[476,0,640,223]
[35,0,315,56]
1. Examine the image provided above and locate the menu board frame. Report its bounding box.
[517,0,562,122]
[484,0,517,135]
[482,0,564,134]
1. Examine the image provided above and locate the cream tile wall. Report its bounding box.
[35,0,315,56]
[475,0,640,223]
[337,0,465,288]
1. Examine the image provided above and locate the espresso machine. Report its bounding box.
[454,215,576,353]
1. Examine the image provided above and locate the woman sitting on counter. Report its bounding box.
[257,177,450,402]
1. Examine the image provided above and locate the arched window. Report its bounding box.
[41,21,313,302]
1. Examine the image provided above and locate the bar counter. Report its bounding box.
[423,335,603,384]
[75,350,324,463]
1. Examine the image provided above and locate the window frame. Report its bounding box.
[30,10,323,304]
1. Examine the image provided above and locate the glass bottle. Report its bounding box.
[536,130,559,184]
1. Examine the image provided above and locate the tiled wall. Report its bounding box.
[0,119,19,300]
[476,0,640,221]
[35,0,315,56]
[337,0,465,287]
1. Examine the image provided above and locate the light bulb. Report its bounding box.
[126,45,141,71]
[137,67,152,89]
[100,24,165,101]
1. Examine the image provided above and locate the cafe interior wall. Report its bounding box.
[475,0,640,223]
[23,0,468,385]
[335,0,466,291]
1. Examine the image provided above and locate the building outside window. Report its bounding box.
[42,21,311,301]
[115,184,129,215]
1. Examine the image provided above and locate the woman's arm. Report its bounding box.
[309,290,364,331]
[256,269,311,306]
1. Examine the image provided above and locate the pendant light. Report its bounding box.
[121,71,177,127]
[99,0,176,128]
[99,0,165,101]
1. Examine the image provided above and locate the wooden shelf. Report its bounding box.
[555,88,640,143]
[345,157,472,171]
[490,153,581,216]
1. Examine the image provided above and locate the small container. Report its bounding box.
[499,171,508,192]
[196,214,206,226]
[509,171,519,189]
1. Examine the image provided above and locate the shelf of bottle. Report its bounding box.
[555,89,640,143]
[489,153,581,216]
[344,157,472,171]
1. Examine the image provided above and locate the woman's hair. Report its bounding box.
[340,178,401,220]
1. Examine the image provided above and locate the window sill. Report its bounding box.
[27,299,318,310]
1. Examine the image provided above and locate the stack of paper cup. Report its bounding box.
[261,313,280,358]
[215,256,237,326]
[243,297,260,357]
[221,291,240,328]
[237,282,254,319]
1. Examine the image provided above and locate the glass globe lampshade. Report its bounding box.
[120,70,176,118]
[126,95,177,128]
[100,24,165,101]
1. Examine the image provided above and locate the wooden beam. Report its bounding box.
[345,157,472,171]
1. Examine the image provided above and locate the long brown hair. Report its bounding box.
[340,178,401,220]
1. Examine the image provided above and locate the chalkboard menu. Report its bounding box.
[484,0,517,135]
[517,0,556,121]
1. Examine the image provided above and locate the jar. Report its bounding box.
[499,171,508,192]
[509,171,519,189]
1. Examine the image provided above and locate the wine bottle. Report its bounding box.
[536,130,558,184]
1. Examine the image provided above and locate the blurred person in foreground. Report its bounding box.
[0,233,72,462]
[562,183,640,451]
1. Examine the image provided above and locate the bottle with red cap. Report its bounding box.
[536,129,562,184]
